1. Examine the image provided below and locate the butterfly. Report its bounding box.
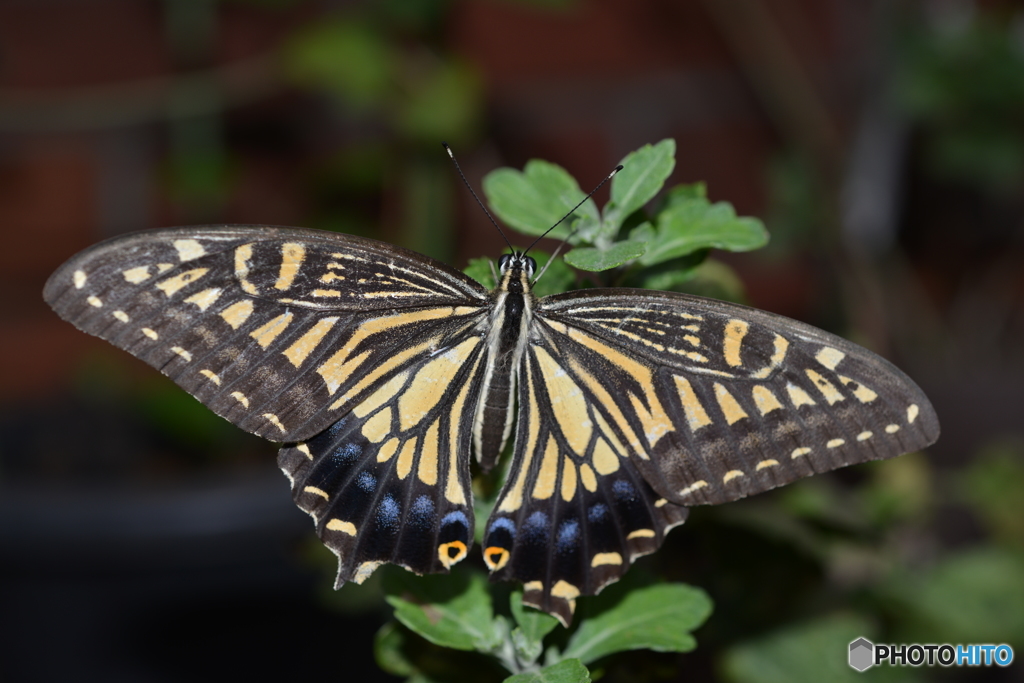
[44,219,939,626]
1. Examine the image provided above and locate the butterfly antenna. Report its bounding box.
[443,142,514,253]
[524,163,623,256]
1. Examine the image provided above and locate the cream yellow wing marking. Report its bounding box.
[673,376,712,432]
[751,385,783,415]
[534,347,592,455]
[361,407,392,443]
[723,470,745,484]
[263,413,286,433]
[113,311,129,322]
[200,369,221,385]
[786,383,816,408]
[184,288,222,311]
[857,431,873,441]
[230,391,249,408]
[590,437,619,475]
[564,328,673,452]
[352,372,409,419]
[250,312,294,348]
[756,459,779,470]
[122,266,150,284]
[531,435,559,500]
[326,519,357,536]
[156,268,209,297]
[560,456,578,502]
[141,328,158,340]
[398,337,479,431]
[317,307,456,395]
[791,447,811,458]
[282,317,339,368]
[234,244,258,295]
[723,319,748,367]
[220,300,254,329]
[173,239,206,262]
[170,347,192,362]
[73,270,87,288]
[87,296,103,308]
[713,382,748,424]
[839,376,878,403]
[591,552,623,567]
[274,242,305,291]
[750,334,789,380]
[679,480,707,495]
[907,404,920,423]
[498,364,542,513]
[814,347,846,370]
[805,369,844,405]
[376,437,400,463]
[418,422,440,485]
[443,352,482,506]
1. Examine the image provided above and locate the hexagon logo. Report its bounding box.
[849,637,874,671]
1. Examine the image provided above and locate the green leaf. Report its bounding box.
[561,584,712,665]
[383,569,500,652]
[640,195,768,265]
[503,658,591,683]
[483,161,599,240]
[721,613,914,683]
[373,621,417,677]
[511,591,560,642]
[605,139,676,232]
[563,240,646,271]
[463,256,495,289]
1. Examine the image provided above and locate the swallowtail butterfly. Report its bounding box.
[44,200,938,627]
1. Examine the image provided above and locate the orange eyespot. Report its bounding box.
[438,541,468,568]
[483,546,510,572]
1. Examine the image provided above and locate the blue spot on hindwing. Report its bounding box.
[376,493,400,530]
[410,496,434,528]
[356,471,376,492]
[523,511,549,543]
[556,519,580,553]
[612,479,636,501]
[588,503,608,522]
[488,517,516,537]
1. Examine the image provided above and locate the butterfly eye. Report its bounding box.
[524,256,537,278]
[498,254,512,272]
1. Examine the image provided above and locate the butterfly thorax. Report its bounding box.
[473,253,536,471]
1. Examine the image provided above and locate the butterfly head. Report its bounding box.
[498,252,536,279]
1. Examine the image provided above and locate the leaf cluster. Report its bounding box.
[375,567,712,683]
[475,139,767,298]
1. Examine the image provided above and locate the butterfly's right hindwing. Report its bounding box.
[43,226,489,442]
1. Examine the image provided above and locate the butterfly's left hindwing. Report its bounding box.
[277,329,489,582]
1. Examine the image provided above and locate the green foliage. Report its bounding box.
[481,139,767,298]
[897,13,1024,195]
[560,584,712,664]
[377,566,711,682]
[722,614,916,683]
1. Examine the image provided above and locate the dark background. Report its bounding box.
[2,0,1023,681]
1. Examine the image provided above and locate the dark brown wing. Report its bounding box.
[482,287,938,624]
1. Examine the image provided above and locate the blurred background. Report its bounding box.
[2,0,1023,681]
